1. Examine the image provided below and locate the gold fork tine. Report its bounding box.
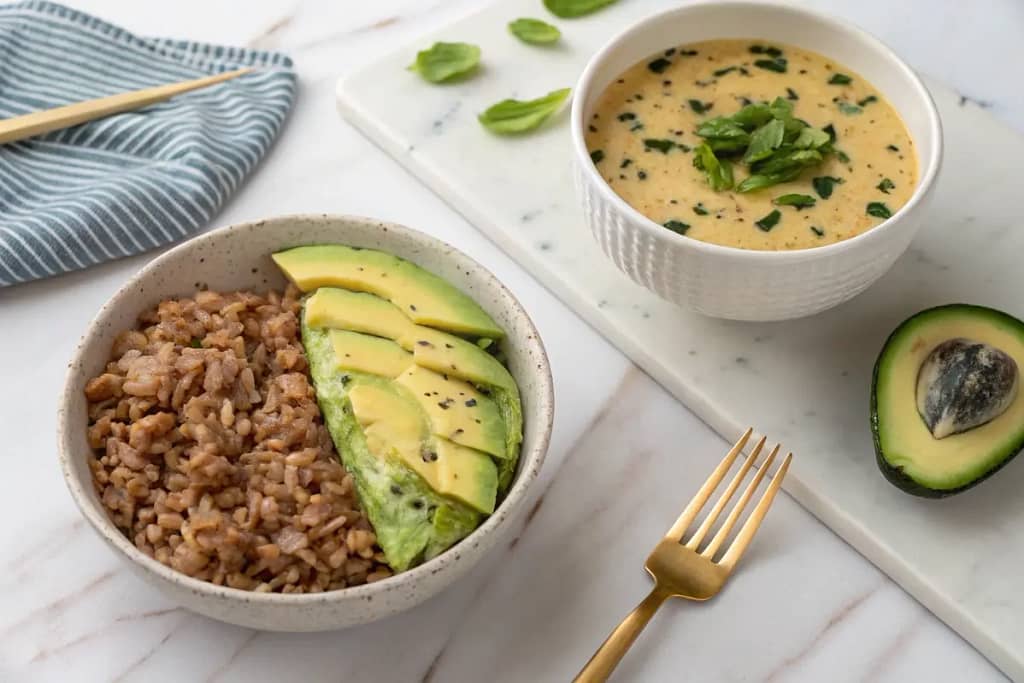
[719,452,793,571]
[702,444,780,558]
[665,428,754,540]
[684,436,766,549]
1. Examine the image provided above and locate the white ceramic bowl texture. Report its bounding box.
[571,0,943,321]
[58,214,553,632]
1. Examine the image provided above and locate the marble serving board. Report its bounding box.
[337,0,1024,677]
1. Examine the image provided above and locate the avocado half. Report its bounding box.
[871,304,1024,497]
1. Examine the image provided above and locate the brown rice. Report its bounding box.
[85,285,392,593]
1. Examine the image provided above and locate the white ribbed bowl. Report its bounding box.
[571,1,943,321]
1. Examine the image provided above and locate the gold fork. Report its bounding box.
[574,428,792,682]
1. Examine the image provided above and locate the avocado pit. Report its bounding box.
[916,338,1018,439]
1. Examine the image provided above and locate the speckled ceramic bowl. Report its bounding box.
[57,214,553,631]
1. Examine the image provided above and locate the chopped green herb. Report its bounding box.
[755,209,782,231]
[643,138,679,154]
[712,66,738,77]
[774,193,817,209]
[828,73,852,85]
[754,57,787,73]
[590,149,604,164]
[637,170,647,180]
[823,123,837,143]
[886,144,900,152]
[866,202,892,219]
[408,42,480,83]
[786,87,799,100]
[693,202,709,216]
[812,176,844,199]
[478,87,571,134]
[678,49,698,57]
[749,45,783,57]
[688,99,713,114]
[743,118,785,163]
[508,18,561,44]
[810,226,825,237]
[543,0,618,18]
[857,94,878,107]
[876,178,895,193]
[837,150,851,164]
[692,143,734,191]
[617,112,636,121]
[619,158,633,168]
[648,57,672,74]
[629,122,644,132]
[837,101,862,115]
[663,220,690,234]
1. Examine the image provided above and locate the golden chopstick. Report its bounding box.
[0,67,253,146]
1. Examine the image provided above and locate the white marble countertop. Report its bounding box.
[1,1,1019,681]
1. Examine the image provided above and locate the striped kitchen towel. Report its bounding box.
[0,1,296,287]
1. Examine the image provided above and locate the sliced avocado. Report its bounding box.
[302,322,481,571]
[434,438,498,515]
[306,288,413,340]
[348,383,497,514]
[396,364,507,460]
[328,329,412,378]
[871,304,1024,497]
[306,287,523,491]
[273,245,504,339]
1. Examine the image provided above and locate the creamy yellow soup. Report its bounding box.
[585,39,918,250]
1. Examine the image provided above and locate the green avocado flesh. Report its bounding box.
[871,304,1024,497]
[273,244,505,339]
[277,246,523,571]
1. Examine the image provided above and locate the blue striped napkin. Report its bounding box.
[0,1,296,287]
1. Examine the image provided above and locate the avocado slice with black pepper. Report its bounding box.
[871,304,1024,497]
[273,245,505,339]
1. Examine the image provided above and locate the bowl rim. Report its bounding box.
[569,0,944,262]
[57,213,554,605]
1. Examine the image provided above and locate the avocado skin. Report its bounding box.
[870,304,1024,498]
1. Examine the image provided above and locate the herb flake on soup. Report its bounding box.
[584,39,918,250]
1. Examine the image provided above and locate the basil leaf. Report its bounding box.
[409,42,480,83]
[837,150,852,164]
[590,149,604,164]
[736,169,801,193]
[837,101,862,115]
[812,175,844,199]
[693,143,734,191]
[755,209,782,231]
[729,103,773,130]
[866,202,892,219]
[647,57,671,74]
[478,88,571,134]
[774,193,816,209]
[749,45,783,58]
[643,138,679,154]
[696,117,749,140]
[543,0,618,18]
[768,96,794,120]
[876,178,895,193]
[828,73,852,85]
[751,148,822,176]
[743,119,785,163]
[754,57,787,73]
[509,18,561,44]
[688,99,713,114]
[663,220,690,234]
[793,127,830,149]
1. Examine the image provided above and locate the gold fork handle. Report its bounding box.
[573,585,672,683]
